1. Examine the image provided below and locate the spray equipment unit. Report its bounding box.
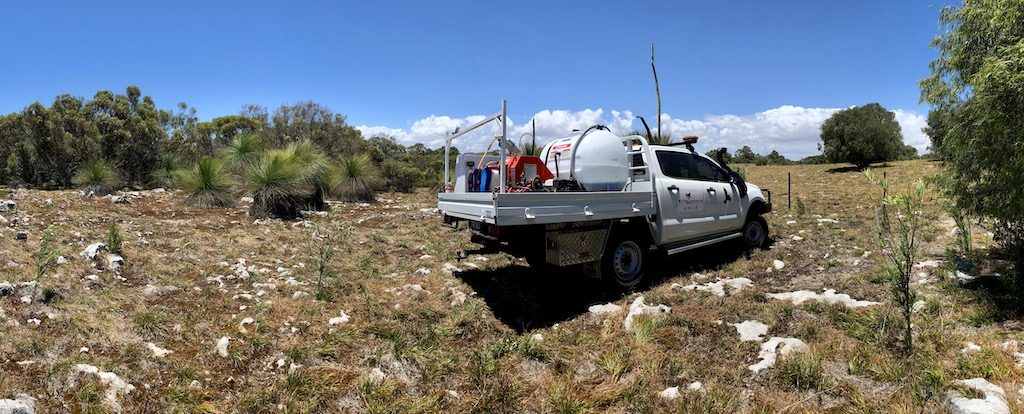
[444,101,640,194]
[444,100,556,193]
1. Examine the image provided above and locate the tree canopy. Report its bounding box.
[0,88,390,189]
[819,103,904,169]
[920,0,1024,263]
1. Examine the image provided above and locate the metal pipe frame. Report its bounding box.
[443,100,508,193]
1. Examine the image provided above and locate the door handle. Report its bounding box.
[706,188,716,194]
[668,185,679,192]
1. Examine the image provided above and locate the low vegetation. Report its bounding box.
[178,157,235,208]
[331,154,381,202]
[73,160,118,196]
[2,159,1020,413]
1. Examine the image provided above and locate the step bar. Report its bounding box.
[663,231,743,256]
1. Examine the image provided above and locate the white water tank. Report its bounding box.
[540,129,628,191]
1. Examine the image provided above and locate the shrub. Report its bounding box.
[310,228,338,301]
[922,1,1024,276]
[150,153,179,188]
[106,223,124,256]
[244,149,307,219]
[646,133,673,145]
[178,157,235,208]
[330,154,381,202]
[73,160,119,196]
[521,142,542,156]
[869,171,926,354]
[945,199,972,261]
[380,159,420,193]
[32,226,58,300]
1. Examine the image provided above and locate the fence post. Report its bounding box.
[787,172,792,210]
[883,171,887,199]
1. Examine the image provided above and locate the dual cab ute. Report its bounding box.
[438,101,772,288]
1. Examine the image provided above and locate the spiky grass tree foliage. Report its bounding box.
[330,154,381,202]
[178,157,236,208]
[150,153,179,189]
[244,149,308,219]
[220,133,265,174]
[287,140,331,211]
[73,160,119,196]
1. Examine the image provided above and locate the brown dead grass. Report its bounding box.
[0,160,1021,413]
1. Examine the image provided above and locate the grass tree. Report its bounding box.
[287,140,331,211]
[220,133,265,174]
[73,160,119,196]
[243,149,307,219]
[150,153,179,189]
[178,157,235,208]
[330,153,381,202]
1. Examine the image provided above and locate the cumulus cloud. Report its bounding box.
[356,105,929,159]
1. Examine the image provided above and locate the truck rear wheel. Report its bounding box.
[602,237,645,289]
[743,215,769,248]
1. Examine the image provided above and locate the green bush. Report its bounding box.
[178,157,235,208]
[921,0,1024,273]
[107,223,125,256]
[330,154,381,202]
[73,160,119,196]
[380,159,421,193]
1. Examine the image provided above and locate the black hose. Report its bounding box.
[636,116,652,140]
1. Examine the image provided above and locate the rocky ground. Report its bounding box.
[0,160,1021,413]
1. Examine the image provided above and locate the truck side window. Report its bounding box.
[691,155,729,182]
[655,150,696,179]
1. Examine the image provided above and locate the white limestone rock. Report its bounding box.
[81,243,106,260]
[147,342,173,358]
[74,364,135,412]
[766,289,880,308]
[328,311,351,326]
[947,378,1009,414]
[215,336,230,357]
[676,277,753,297]
[731,320,769,342]
[749,337,807,373]
[623,296,670,331]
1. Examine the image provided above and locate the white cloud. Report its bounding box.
[893,109,929,153]
[356,105,928,159]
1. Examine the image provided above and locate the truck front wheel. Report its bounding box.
[602,238,646,289]
[742,215,769,248]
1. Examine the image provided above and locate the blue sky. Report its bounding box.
[0,0,952,157]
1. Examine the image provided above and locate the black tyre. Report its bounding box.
[602,237,646,289]
[742,214,769,248]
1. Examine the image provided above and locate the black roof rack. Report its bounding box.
[665,136,699,151]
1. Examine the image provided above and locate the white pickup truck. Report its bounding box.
[438,102,772,288]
